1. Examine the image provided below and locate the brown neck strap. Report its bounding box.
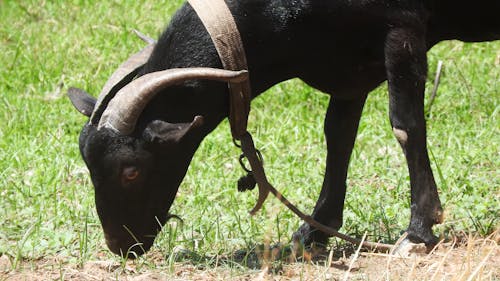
[187,0,251,140]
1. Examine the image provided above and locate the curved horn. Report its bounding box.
[90,43,155,125]
[98,67,249,134]
[133,29,157,45]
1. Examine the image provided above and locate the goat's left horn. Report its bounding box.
[98,67,249,135]
[133,29,157,45]
[90,43,155,125]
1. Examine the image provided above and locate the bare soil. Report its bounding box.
[1,233,498,281]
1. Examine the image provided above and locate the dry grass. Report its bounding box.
[1,1,498,280]
[1,231,498,280]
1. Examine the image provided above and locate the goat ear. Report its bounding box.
[67,87,96,117]
[143,116,204,144]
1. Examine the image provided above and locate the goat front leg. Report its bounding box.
[385,27,443,247]
[293,95,367,248]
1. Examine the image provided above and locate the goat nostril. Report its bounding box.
[105,233,153,258]
[105,237,122,255]
[105,237,142,258]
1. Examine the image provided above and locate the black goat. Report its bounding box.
[68,0,500,257]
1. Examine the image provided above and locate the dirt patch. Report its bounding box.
[1,234,498,280]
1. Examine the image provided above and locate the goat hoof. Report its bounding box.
[405,228,440,248]
[291,235,328,261]
[392,238,427,257]
[292,223,329,251]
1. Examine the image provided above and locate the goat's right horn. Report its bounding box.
[98,68,249,135]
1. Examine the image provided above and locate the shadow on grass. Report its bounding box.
[164,242,359,272]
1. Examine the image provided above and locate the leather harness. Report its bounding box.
[187,0,392,252]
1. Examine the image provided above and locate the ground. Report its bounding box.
[1,232,498,281]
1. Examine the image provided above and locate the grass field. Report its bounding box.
[0,0,498,280]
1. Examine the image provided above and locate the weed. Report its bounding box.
[0,0,498,279]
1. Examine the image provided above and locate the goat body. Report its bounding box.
[69,0,500,257]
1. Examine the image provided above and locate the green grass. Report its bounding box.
[0,0,498,275]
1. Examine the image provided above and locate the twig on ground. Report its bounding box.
[342,232,366,281]
[427,60,444,115]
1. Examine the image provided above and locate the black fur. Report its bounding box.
[69,0,500,257]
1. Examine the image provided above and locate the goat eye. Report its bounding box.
[122,166,140,182]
